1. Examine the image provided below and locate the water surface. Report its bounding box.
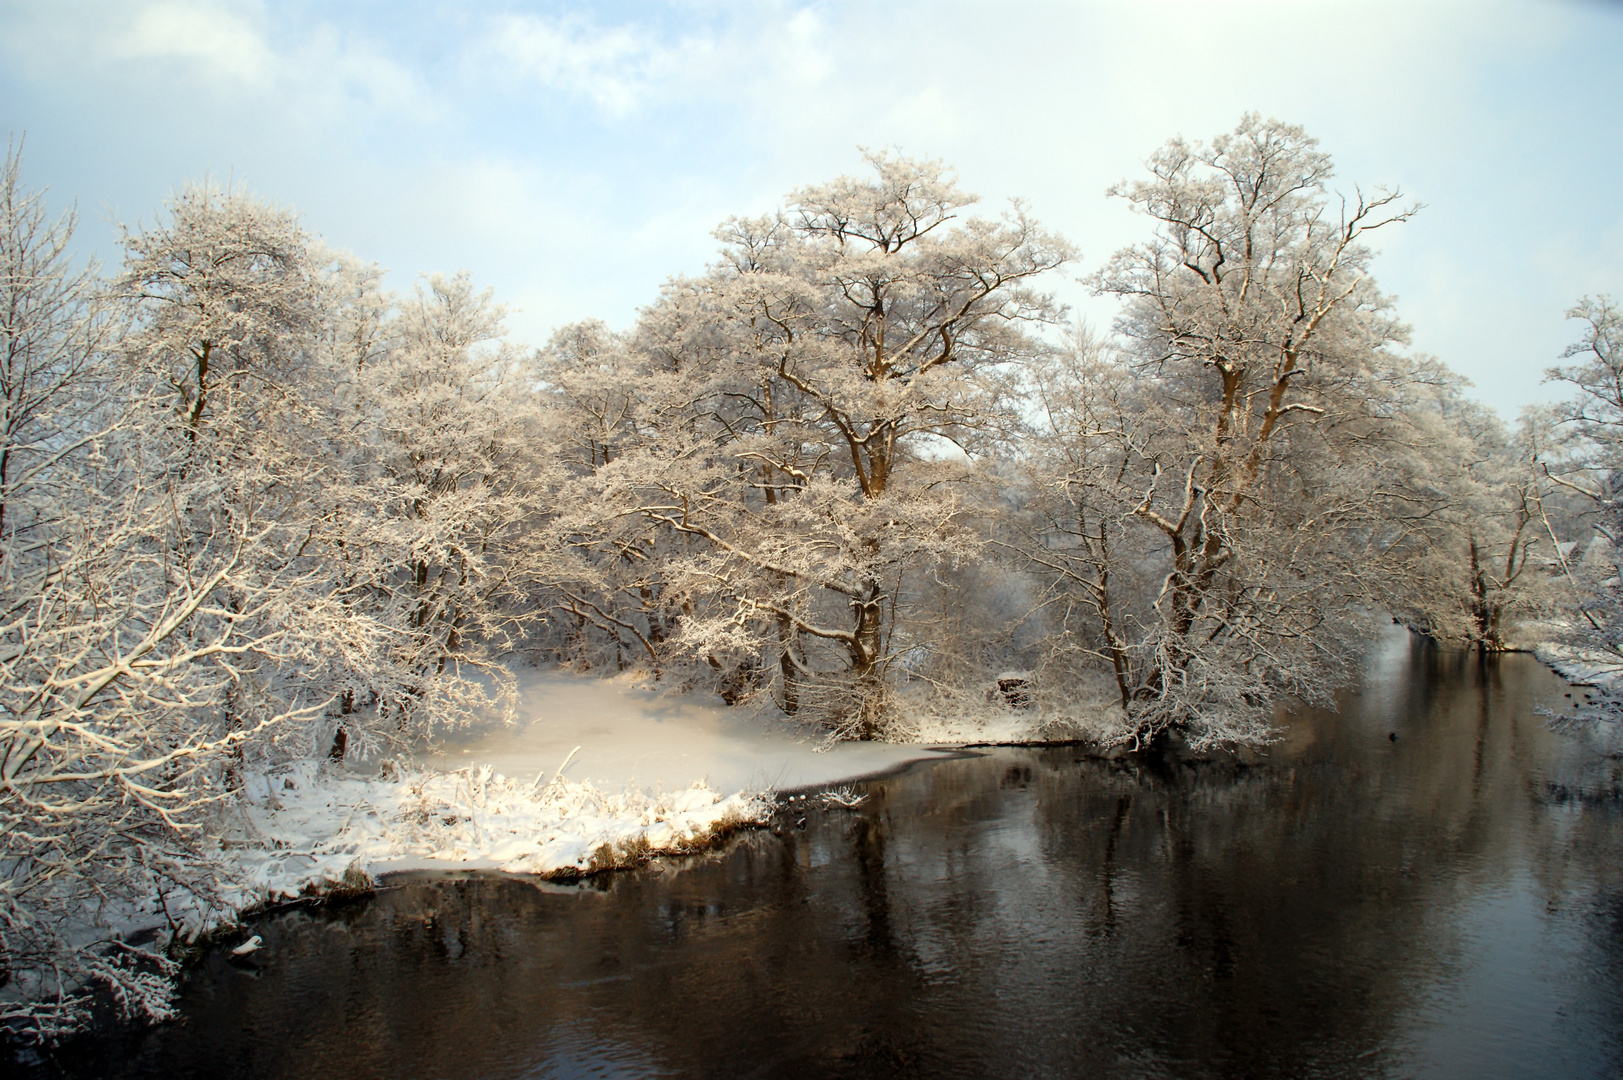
[42,633,1623,1078]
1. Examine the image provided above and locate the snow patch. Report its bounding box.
[425,667,953,791]
[225,759,771,902]
[214,667,969,907]
[1534,641,1623,688]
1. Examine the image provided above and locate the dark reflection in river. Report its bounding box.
[43,633,1623,1078]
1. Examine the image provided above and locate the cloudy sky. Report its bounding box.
[1,0,1618,417]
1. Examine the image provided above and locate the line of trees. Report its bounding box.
[0,116,1616,1039]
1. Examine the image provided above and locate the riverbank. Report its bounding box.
[1535,640,1623,688]
[6,667,1021,1045]
[43,646,1623,1080]
[213,666,1000,914]
[96,636,1613,948]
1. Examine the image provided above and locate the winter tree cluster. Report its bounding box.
[0,148,543,1037]
[0,116,1614,1038]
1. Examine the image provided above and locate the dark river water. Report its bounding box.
[38,632,1623,1078]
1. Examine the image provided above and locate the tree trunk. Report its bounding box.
[777,611,801,715]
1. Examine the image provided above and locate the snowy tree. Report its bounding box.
[573,152,1071,735]
[328,272,547,758]
[111,183,398,756]
[1543,296,1623,737]
[0,169,356,1040]
[1394,392,1561,651]
[0,175,539,1038]
[0,147,168,1039]
[526,319,687,674]
[1020,116,1426,750]
[120,194,542,761]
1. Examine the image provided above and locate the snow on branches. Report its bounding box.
[2,120,1608,1042]
[535,151,1070,736]
[0,162,545,1041]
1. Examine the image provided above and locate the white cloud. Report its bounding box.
[480,12,718,117]
[469,4,851,122]
[111,1,276,86]
[1,0,433,121]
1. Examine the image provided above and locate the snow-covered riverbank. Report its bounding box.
[429,668,959,795]
[1534,640,1623,689]
[215,668,981,910]
[6,669,1006,1036]
[227,759,772,901]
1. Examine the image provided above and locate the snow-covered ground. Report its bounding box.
[2,669,1090,1024]
[13,670,1009,1028]
[1535,640,1623,689]
[426,668,955,795]
[228,758,773,901]
[220,667,1000,909]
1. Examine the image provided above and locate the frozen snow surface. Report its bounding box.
[230,758,772,901]
[1535,641,1623,689]
[220,666,1006,908]
[427,668,953,795]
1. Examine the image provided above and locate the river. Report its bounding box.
[37,631,1623,1078]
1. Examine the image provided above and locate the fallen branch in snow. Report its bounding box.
[532,745,581,797]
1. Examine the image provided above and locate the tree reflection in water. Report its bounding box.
[42,633,1623,1079]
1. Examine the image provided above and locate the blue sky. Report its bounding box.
[2,0,1619,418]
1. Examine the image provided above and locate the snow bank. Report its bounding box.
[426,668,954,793]
[213,668,967,907]
[1535,641,1623,689]
[227,759,770,903]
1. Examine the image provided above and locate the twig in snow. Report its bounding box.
[532,745,581,799]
